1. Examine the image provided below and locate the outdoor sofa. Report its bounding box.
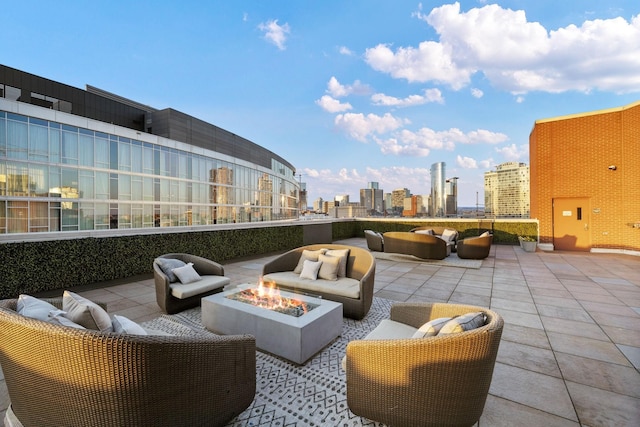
[261,244,376,320]
[0,296,256,427]
[382,231,450,260]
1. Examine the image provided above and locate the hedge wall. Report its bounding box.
[0,226,303,298]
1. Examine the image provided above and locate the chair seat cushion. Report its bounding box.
[170,275,230,299]
[262,272,361,299]
[363,319,418,340]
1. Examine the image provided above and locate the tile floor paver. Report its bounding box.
[1,237,639,426]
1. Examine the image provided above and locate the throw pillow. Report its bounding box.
[324,248,350,277]
[411,317,453,338]
[156,258,186,283]
[16,294,58,321]
[317,254,340,281]
[62,291,113,332]
[415,229,434,235]
[172,262,202,284]
[480,231,490,237]
[441,228,457,242]
[439,312,486,334]
[299,260,322,280]
[293,249,327,274]
[112,315,148,335]
[48,310,86,329]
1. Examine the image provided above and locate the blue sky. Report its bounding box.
[3,1,639,206]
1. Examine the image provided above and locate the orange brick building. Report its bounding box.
[530,100,640,253]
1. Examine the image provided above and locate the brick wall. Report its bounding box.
[530,102,640,251]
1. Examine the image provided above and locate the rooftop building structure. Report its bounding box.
[0,65,299,236]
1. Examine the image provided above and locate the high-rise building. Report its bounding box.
[430,162,446,217]
[445,176,459,217]
[391,188,409,215]
[484,162,530,218]
[360,181,384,214]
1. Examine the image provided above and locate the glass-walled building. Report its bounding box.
[0,65,299,235]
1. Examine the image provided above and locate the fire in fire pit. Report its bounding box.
[226,279,318,317]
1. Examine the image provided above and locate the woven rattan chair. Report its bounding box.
[154,253,229,314]
[457,233,493,259]
[345,302,503,427]
[0,297,256,427]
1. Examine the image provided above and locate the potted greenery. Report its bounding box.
[518,236,537,252]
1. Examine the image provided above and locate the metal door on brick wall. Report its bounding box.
[553,198,591,251]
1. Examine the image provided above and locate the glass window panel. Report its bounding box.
[119,141,131,171]
[132,176,142,200]
[61,202,78,231]
[29,164,48,197]
[119,174,131,200]
[131,204,143,228]
[49,202,61,231]
[143,146,154,174]
[61,129,78,165]
[80,202,94,230]
[178,154,188,178]
[143,177,154,201]
[94,203,109,229]
[178,180,188,202]
[7,119,28,159]
[118,204,131,229]
[0,163,6,196]
[79,133,94,166]
[29,201,49,232]
[160,179,170,202]
[0,200,6,233]
[28,123,49,161]
[49,166,61,197]
[61,168,79,199]
[49,126,60,163]
[95,171,109,199]
[79,171,94,199]
[131,143,142,173]
[8,201,28,233]
[0,115,6,157]
[95,137,109,169]
[7,163,29,196]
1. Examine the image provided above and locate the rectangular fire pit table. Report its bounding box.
[201,285,343,364]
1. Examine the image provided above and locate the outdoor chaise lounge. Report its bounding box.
[345,302,503,427]
[0,297,256,427]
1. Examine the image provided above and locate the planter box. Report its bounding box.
[521,240,537,252]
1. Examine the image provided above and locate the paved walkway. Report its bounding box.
[1,238,639,426]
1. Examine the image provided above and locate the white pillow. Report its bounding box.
[62,291,113,332]
[411,317,453,338]
[112,315,148,335]
[300,260,322,280]
[415,229,434,235]
[293,249,327,274]
[324,249,350,277]
[16,294,58,321]
[172,262,202,284]
[479,231,490,237]
[441,228,457,242]
[317,254,340,281]
[439,312,486,334]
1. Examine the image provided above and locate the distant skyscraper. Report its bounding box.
[484,162,530,218]
[430,162,446,217]
[445,176,459,217]
[360,182,384,214]
[391,188,410,215]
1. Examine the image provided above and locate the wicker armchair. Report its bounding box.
[346,302,503,427]
[154,253,230,314]
[457,233,493,259]
[0,297,256,427]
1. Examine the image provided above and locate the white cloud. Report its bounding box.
[326,76,371,98]
[456,155,478,168]
[471,88,483,98]
[372,2,640,94]
[334,112,408,142]
[495,143,529,161]
[258,19,290,50]
[338,46,354,56]
[371,88,444,107]
[315,95,353,113]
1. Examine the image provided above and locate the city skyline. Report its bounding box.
[3,1,639,206]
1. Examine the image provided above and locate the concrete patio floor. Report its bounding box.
[1,237,639,426]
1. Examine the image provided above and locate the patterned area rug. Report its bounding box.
[371,251,482,269]
[141,298,393,426]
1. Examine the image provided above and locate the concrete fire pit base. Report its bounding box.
[202,285,343,364]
